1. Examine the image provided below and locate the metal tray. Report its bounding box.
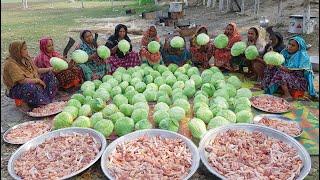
[100,129,200,180]
[26,101,66,118]
[199,124,311,180]
[253,114,303,138]
[3,120,52,145]
[250,94,292,114]
[8,127,107,180]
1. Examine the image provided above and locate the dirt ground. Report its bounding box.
[1,0,319,179]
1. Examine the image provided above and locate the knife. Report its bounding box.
[63,37,76,58]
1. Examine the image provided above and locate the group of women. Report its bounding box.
[3,23,318,108]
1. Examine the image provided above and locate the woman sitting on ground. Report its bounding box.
[266,26,286,53]
[262,36,318,100]
[139,25,163,65]
[76,30,107,81]
[189,26,214,69]
[34,37,83,90]
[213,23,242,71]
[106,24,141,73]
[161,34,191,66]
[3,41,58,108]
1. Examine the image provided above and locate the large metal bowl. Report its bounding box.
[250,94,292,114]
[199,124,311,180]
[100,129,200,180]
[8,127,107,180]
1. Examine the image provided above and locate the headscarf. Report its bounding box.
[190,26,208,48]
[281,36,317,97]
[224,22,242,48]
[247,26,267,54]
[141,25,160,47]
[271,32,285,53]
[34,37,62,68]
[79,30,97,56]
[105,24,132,57]
[7,41,35,71]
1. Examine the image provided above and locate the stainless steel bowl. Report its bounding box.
[253,114,303,138]
[199,124,311,180]
[250,94,292,114]
[100,129,200,180]
[8,127,107,180]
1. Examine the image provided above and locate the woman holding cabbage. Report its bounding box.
[34,37,83,90]
[161,34,191,66]
[105,24,140,73]
[3,41,58,107]
[139,25,163,65]
[213,23,242,71]
[189,26,214,69]
[262,36,318,100]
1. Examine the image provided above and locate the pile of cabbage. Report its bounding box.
[53,63,254,139]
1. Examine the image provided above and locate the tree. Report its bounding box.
[22,0,28,9]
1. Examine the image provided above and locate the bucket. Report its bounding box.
[169,2,183,13]
[288,15,317,34]
[310,56,319,72]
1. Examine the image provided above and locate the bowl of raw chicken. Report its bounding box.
[101,129,200,180]
[8,127,107,180]
[199,123,311,180]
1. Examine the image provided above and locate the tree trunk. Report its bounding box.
[219,0,224,12]
[277,0,283,17]
[184,0,188,7]
[154,0,158,5]
[303,0,312,34]
[241,0,245,14]
[81,0,84,8]
[22,0,28,9]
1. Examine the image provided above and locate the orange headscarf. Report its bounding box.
[141,25,160,47]
[224,22,242,48]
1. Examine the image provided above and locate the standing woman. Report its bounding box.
[34,37,83,90]
[76,30,107,81]
[106,24,141,73]
[139,25,162,65]
[3,41,58,108]
[213,23,242,71]
[262,36,318,100]
[189,26,214,69]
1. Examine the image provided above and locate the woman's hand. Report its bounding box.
[111,45,118,54]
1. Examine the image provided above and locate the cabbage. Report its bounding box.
[235,97,251,107]
[170,36,185,49]
[187,67,200,77]
[125,86,135,93]
[83,90,96,97]
[236,88,252,99]
[196,33,210,46]
[154,76,166,87]
[172,88,183,95]
[78,104,92,117]
[188,118,207,139]
[213,88,230,100]
[231,41,247,56]
[110,112,125,124]
[92,80,102,90]
[144,75,154,84]
[94,119,114,137]
[183,87,196,98]
[214,80,226,90]
[227,76,242,90]
[94,88,110,102]
[113,94,128,108]
[133,102,149,112]
[172,81,185,90]
[71,93,85,104]
[101,104,119,118]
[107,78,119,88]
[153,110,170,125]
[236,110,253,123]
[190,75,203,89]
[49,57,68,71]
[194,94,209,104]
[195,90,209,98]
[245,45,259,60]
[132,93,147,104]
[201,83,215,97]
[116,67,126,73]
[201,70,214,84]
[150,70,161,79]
[131,109,148,123]
[125,90,138,104]
[135,82,147,93]
[119,81,129,92]
[182,63,191,71]
[143,90,158,102]
[119,104,134,116]
[154,102,170,112]
[216,109,236,123]
[196,107,213,124]
[177,74,189,82]
[110,86,122,97]
[131,72,143,80]
[122,73,131,82]
[84,96,93,105]
[102,75,113,82]
[209,66,221,74]
[89,98,106,112]
[214,34,229,49]
[165,75,177,87]
[53,112,73,130]
[81,81,95,92]
[72,49,88,64]
[113,72,122,82]
[67,99,81,109]
[207,116,232,129]
[221,83,237,97]
[99,82,112,92]
[72,116,91,128]
[146,83,158,91]
[114,117,134,136]
[159,118,179,132]
[263,51,285,66]
[173,99,190,113]
[97,45,111,59]
[175,66,186,74]
[193,102,209,112]
[211,72,225,83]
[135,119,152,130]
[235,104,251,113]
[90,112,104,127]
[143,66,153,75]
[159,84,172,96]
[157,95,172,106]
[209,104,225,117]
[168,106,185,122]
[168,63,178,73]
[211,96,229,109]
[118,39,131,54]
[157,65,169,75]
[172,93,188,102]
[63,106,78,120]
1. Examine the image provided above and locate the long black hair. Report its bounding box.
[105,24,131,49]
